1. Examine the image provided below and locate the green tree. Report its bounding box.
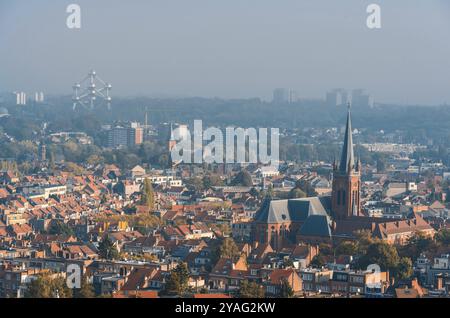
[335,240,358,256]
[185,177,205,192]
[394,257,413,280]
[87,154,104,166]
[239,280,265,298]
[218,238,240,261]
[435,229,450,246]
[48,220,74,236]
[158,154,169,168]
[202,174,223,189]
[73,275,95,298]
[294,179,317,197]
[141,178,155,210]
[279,278,294,298]
[165,262,190,295]
[98,236,120,260]
[354,230,375,254]
[283,258,294,268]
[376,159,386,173]
[310,254,327,268]
[231,170,253,187]
[401,231,437,260]
[357,242,399,272]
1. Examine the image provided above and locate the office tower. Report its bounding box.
[155,123,170,144]
[107,123,144,148]
[107,127,129,148]
[273,88,298,104]
[134,127,143,145]
[352,89,374,108]
[273,88,289,103]
[326,90,340,107]
[326,89,349,107]
[288,89,298,103]
[340,90,349,106]
[15,92,26,105]
[34,92,44,103]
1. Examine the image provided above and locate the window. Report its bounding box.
[337,190,341,205]
[350,276,364,283]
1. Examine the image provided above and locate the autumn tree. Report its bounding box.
[132,214,161,235]
[239,280,265,298]
[25,274,72,298]
[98,235,120,260]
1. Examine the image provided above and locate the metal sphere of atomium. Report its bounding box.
[72,70,112,110]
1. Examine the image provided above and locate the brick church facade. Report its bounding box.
[253,105,435,250]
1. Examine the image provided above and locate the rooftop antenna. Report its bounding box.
[72,69,112,111]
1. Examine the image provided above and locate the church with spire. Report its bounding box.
[331,103,362,220]
[252,104,434,250]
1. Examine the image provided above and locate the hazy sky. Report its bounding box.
[1,0,450,104]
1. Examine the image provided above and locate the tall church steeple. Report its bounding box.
[332,103,361,220]
[339,103,355,174]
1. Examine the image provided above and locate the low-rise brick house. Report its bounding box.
[265,268,302,296]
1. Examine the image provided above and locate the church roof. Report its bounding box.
[298,214,332,237]
[254,196,331,224]
[339,104,355,174]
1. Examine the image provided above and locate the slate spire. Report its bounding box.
[339,103,355,174]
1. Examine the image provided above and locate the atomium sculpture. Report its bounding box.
[72,70,112,110]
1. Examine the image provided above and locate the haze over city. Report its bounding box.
[1,0,450,104]
[1,0,450,306]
